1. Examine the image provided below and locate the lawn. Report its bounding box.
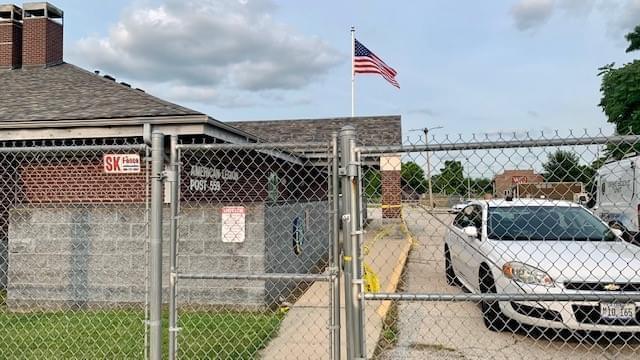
[0,292,283,359]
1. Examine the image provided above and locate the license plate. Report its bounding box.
[600,303,636,320]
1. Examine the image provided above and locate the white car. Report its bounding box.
[444,199,640,333]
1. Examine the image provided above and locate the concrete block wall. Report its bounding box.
[264,201,329,304]
[7,203,266,309]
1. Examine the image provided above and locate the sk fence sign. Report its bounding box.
[221,206,245,243]
[103,154,141,173]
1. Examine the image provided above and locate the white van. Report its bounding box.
[595,155,640,243]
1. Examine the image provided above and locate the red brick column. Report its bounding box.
[380,156,401,218]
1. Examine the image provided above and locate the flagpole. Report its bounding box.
[351,26,355,117]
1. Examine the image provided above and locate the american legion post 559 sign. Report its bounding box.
[188,165,240,192]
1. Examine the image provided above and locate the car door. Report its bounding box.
[447,208,471,282]
[457,204,484,282]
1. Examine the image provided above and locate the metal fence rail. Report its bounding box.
[364,293,640,302]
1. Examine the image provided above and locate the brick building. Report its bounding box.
[0,2,401,309]
[492,169,544,198]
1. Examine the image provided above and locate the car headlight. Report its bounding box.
[502,262,554,287]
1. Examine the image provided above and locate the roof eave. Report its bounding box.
[0,114,209,129]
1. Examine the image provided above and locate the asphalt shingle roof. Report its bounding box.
[227,115,402,145]
[0,63,201,122]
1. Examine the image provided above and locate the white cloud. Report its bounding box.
[511,0,640,36]
[511,0,555,31]
[559,0,596,15]
[70,0,342,107]
[615,0,640,33]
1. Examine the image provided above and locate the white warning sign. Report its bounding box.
[103,154,141,173]
[221,206,245,243]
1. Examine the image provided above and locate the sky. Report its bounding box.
[50,0,640,142]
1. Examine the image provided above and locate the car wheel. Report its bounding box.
[444,246,461,286]
[479,266,509,332]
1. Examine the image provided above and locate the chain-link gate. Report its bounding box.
[170,139,341,359]
[0,140,153,359]
[356,131,640,359]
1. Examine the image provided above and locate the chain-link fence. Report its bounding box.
[358,130,640,360]
[0,140,152,359]
[3,129,640,360]
[171,140,340,359]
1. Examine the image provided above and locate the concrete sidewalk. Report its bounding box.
[260,217,412,359]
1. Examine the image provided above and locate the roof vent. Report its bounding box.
[120,82,131,88]
[103,74,115,81]
[94,70,100,75]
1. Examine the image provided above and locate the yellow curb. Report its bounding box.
[376,219,413,319]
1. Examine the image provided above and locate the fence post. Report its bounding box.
[149,132,165,360]
[331,132,341,360]
[354,149,367,356]
[339,126,366,359]
[168,135,179,360]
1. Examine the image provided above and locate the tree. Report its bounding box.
[363,168,381,200]
[401,161,427,194]
[626,26,640,53]
[469,178,492,196]
[542,150,594,184]
[432,160,465,195]
[598,25,640,159]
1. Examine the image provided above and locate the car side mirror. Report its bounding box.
[463,226,479,239]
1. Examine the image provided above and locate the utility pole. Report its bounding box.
[410,126,442,208]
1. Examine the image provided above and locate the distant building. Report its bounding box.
[492,170,544,198]
[510,182,585,201]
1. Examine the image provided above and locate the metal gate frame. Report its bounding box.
[166,137,342,359]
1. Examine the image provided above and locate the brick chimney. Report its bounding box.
[0,4,22,69]
[22,2,63,68]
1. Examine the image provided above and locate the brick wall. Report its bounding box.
[0,21,22,69]
[381,171,401,218]
[181,149,327,203]
[492,170,544,198]
[19,162,147,203]
[22,17,62,67]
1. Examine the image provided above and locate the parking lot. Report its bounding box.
[376,206,640,360]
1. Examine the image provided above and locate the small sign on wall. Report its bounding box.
[221,206,245,243]
[512,176,528,184]
[103,154,141,173]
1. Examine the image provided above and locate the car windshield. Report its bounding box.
[488,206,615,241]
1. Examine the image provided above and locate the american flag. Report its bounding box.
[354,39,399,88]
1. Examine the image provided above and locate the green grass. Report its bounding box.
[0,297,283,359]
